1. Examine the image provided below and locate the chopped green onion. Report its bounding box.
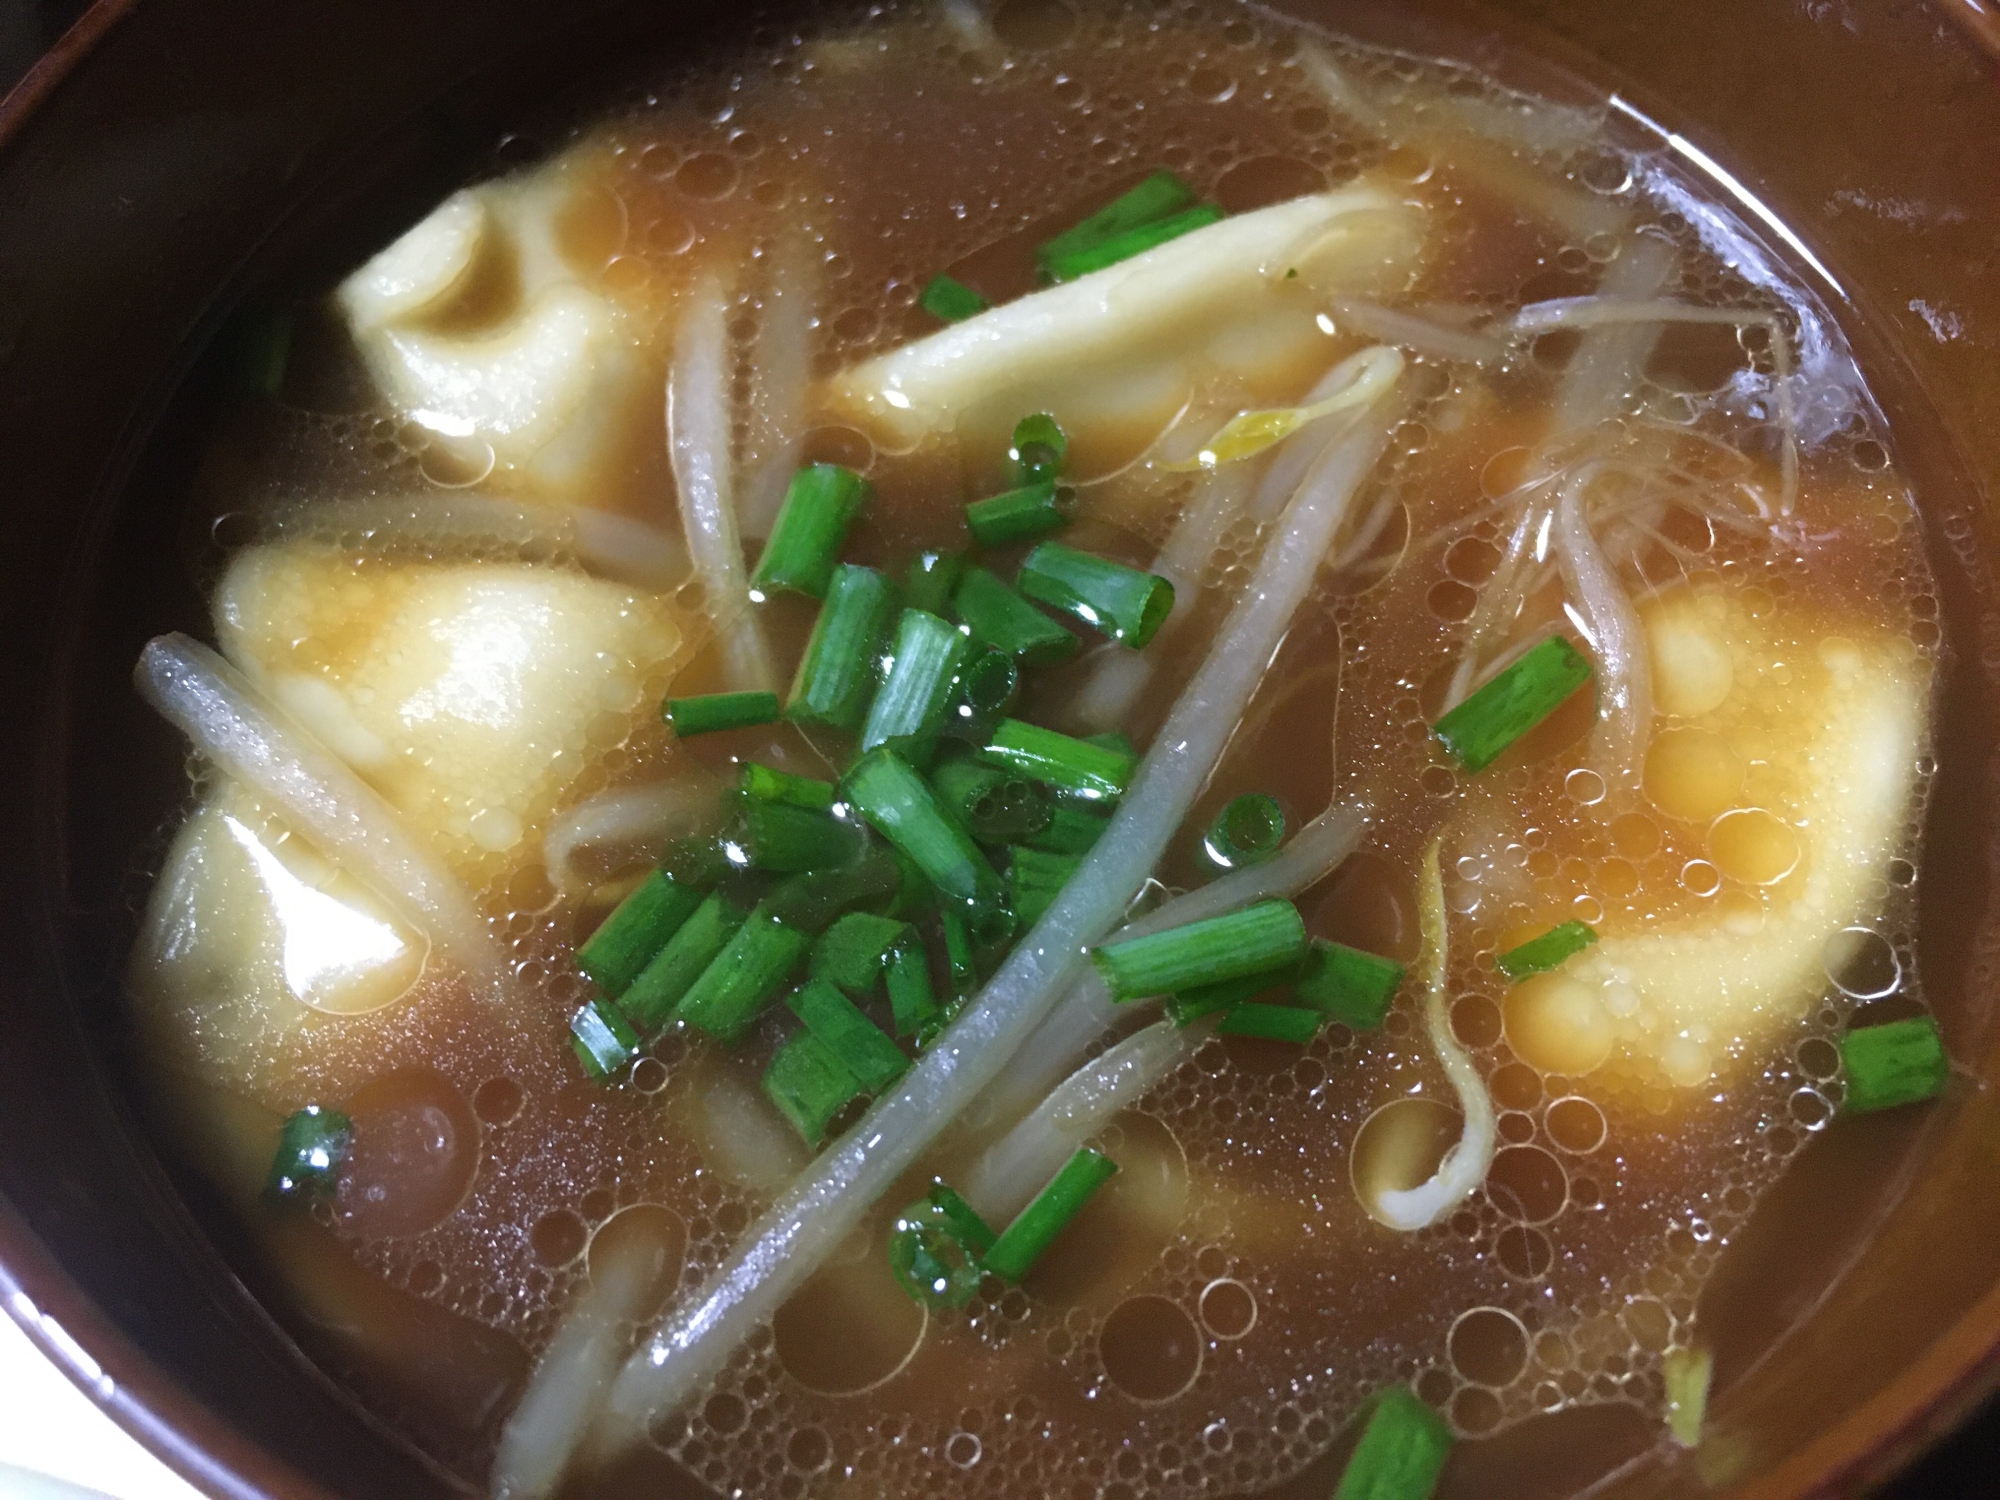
[953,566,1079,666]
[941,907,979,999]
[886,847,938,920]
[675,910,812,1042]
[1296,940,1404,1029]
[1495,920,1598,980]
[619,891,747,1034]
[1093,899,1307,1000]
[919,273,990,323]
[885,940,939,1036]
[750,464,872,599]
[862,608,973,760]
[1042,202,1225,282]
[1026,802,1112,855]
[1009,846,1081,927]
[1664,1346,1712,1449]
[570,996,643,1079]
[264,1105,352,1206]
[1165,961,1302,1027]
[739,762,836,810]
[1202,793,1286,872]
[1842,1015,1948,1113]
[1216,1002,1321,1044]
[983,1147,1119,1282]
[1010,412,1068,486]
[664,690,781,737]
[903,548,966,617]
[786,563,900,733]
[944,646,1021,743]
[1432,635,1594,774]
[763,1032,865,1147]
[229,309,295,400]
[932,754,1055,845]
[841,749,1005,915]
[1036,169,1200,273]
[810,912,912,997]
[978,718,1136,804]
[1084,729,1135,758]
[787,978,909,1093]
[965,479,1076,548]
[1332,1386,1454,1500]
[1016,541,1175,649]
[576,868,705,997]
[758,847,902,935]
[888,1179,996,1308]
[727,795,865,873]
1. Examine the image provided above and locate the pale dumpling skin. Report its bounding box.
[1499,582,1929,1090]
[337,147,649,503]
[213,543,686,885]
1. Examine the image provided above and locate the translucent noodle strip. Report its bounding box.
[133,634,519,1004]
[968,798,1370,1136]
[1368,839,1496,1230]
[585,366,1404,1470]
[962,1019,1200,1223]
[1330,296,1509,366]
[669,274,773,689]
[543,770,727,898]
[737,235,820,543]
[1552,468,1652,793]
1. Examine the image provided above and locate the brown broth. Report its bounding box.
[129,3,1955,1497]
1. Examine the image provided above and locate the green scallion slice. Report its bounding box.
[570,996,643,1080]
[842,749,1005,916]
[575,868,705,997]
[664,689,781,737]
[1009,846,1082,927]
[1842,1015,1949,1113]
[919,273,990,323]
[1094,899,1308,1001]
[675,910,813,1042]
[932,754,1055,846]
[1495,920,1598,981]
[941,907,979,999]
[1036,169,1200,272]
[810,912,912,998]
[1202,793,1286,873]
[728,795,865,874]
[1084,729,1135,757]
[787,563,900,733]
[886,940,939,1037]
[1432,635,1594,774]
[1042,202,1226,282]
[1016,541,1175,649]
[983,1147,1119,1282]
[862,608,974,760]
[965,479,1077,548]
[763,1031,865,1147]
[953,566,1079,666]
[1333,1386,1454,1500]
[787,978,910,1093]
[1296,940,1404,1030]
[944,646,1021,744]
[977,718,1136,804]
[903,549,966,617]
[757,847,902,936]
[888,1178,996,1308]
[739,761,837,811]
[1216,1002,1322,1044]
[619,890,747,1034]
[264,1105,352,1206]
[1010,412,1068,486]
[1165,961,1302,1027]
[1027,802,1112,855]
[751,463,872,599]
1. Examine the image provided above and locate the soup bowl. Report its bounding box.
[1,1,1996,1496]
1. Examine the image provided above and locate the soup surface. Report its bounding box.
[125,3,1950,1497]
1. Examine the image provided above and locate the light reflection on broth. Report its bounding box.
[121,1,1951,1496]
